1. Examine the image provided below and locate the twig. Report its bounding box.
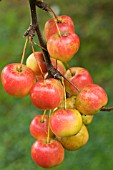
[101,106,113,111]
[35,0,58,21]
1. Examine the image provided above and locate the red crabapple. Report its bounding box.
[30,78,64,110]
[1,63,36,97]
[31,138,64,168]
[75,84,108,115]
[44,15,75,41]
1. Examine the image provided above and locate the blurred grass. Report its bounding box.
[0,0,113,170]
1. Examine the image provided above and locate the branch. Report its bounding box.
[35,0,59,20]
[101,106,113,111]
[35,0,48,12]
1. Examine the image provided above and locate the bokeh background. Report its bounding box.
[0,0,113,170]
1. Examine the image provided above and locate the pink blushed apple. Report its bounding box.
[44,15,75,41]
[47,32,80,62]
[64,67,93,95]
[30,78,64,110]
[75,84,108,115]
[30,115,54,139]
[1,63,36,97]
[31,139,64,168]
[50,109,82,137]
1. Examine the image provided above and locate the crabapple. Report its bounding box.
[1,63,36,97]
[50,109,82,137]
[47,32,80,62]
[64,67,93,95]
[26,52,47,75]
[30,115,54,139]
[30,78,64,110]
[31,138,64,168]
[75,84,108,115]
[44,15,75,41]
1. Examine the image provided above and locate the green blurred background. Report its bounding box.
[0,0,113,170]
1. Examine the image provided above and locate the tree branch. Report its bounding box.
[35,0,48,12]
[35,0,59,20]
[101,106,113,111]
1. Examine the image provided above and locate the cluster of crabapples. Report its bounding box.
[1,15,108,168]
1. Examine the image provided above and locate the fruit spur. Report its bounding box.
[1,0,111,169]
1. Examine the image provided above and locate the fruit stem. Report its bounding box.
[54,19,61,37]
[47,7,61,37]
[47,7,59,22]
[30,39,45,79]
[66,62,74,76]
[35,0,61,36]
[20,38,28,70]
[47,110,52,144]
[35,0,59,21]
[33,41,47,51]
[61,77,67,109]
[55,59,58,69]
[41,110,46,123]
[63,75,80,93]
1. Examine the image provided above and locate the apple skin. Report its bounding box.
[30,78,64,110]
[31,138,64,168]
[44,15,75,41]
[59,96,76,109]
[1,63,36,97]
[75,84,108,115]
[50,109,82,137]
[26,52,47,75]
[36,74,45,81]
[47,32,80,62]
[51,58,66,75]
[57,124,89,151]
[82,114,94,125]
[64,67,93,95]
[30,115,54,139]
